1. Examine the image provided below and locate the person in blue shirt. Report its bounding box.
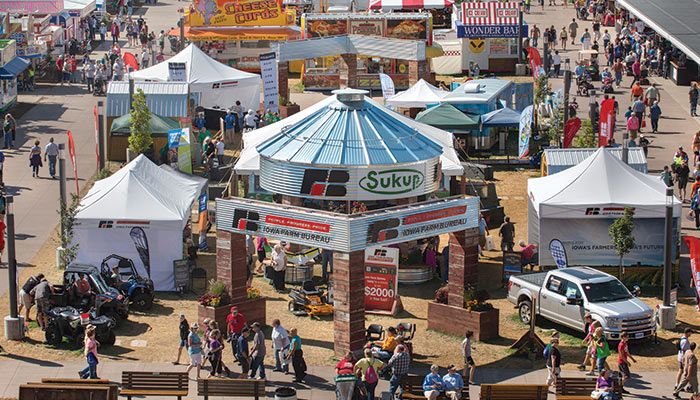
[649,101,662,133]
[442,365,465,400]
[224,109,237,144]
[194,113,206,130]
[236,328,251,377]
[423,364,444,400]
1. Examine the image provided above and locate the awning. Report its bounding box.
[0,0,64,14]
[480,107,522,127]
[0,57,30,80]
[170,26,300,41]
[369,0,453,10]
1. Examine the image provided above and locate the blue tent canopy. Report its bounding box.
[480,107,522,127]
[0,57,30,80]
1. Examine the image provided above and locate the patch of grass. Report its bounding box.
[508,313,525,325]
[26,321,39,330]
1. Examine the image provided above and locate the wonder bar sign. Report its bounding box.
[258,157,441,201]
[216,196,479,252]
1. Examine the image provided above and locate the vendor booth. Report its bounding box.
[130,44,261,112]
[386,78,449,110]
[73,155,207,291]
[528,148,681,268]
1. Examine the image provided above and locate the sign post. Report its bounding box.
[364,246,401,315]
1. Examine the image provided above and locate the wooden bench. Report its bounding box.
[198,377,266,400]
[39,377,118,400]
[400,374,470,400]
[556,376,622,400]
[19,383,111,400]
[120,371,189,400]
[479,384,548,400]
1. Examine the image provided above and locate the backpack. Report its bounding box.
[543,343,552,359]
[364,360,378,384]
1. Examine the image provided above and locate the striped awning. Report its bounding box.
[369,0,452,10]
[0,0,64,14]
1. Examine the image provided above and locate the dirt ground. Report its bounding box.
[0,169,696,373]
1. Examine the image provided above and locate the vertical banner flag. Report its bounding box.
[364,246,399,312]
[563,117,582,148]
[549,239,568,269]
[93,105,99,169]
[526,47,543,79]
[168,128,192,173]
[518,105,533,159]
[198,192,208,233]
[66,130,79,196]
[684,236,700,302]
[122,52,139,72]
[259,52,279,113]
[378,73,395,101]
[598,98,615,147]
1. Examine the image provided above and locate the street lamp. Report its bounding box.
[659,187,676,329]
[4,195,23,340]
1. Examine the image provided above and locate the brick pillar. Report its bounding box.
[278,61,290,103]
[408,59,430,86]
[339,53,358,89]
[216,230,248,304]
[333,250,365,357]
[447,228,480,307]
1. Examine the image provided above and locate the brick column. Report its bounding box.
[216,230,248,304]
[408,59,430,86]
[339,53,358,89]
[333,250,365,357]
[278,61,290,103]
[447,228,480,307]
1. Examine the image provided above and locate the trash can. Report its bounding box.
[275,387,297,400]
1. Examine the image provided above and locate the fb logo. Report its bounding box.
[98,220,113,228]
[232,209,259,232]
[367,219,401,244]
[300,169,349,197]
[373,249,387,257]
[585,208,600,215]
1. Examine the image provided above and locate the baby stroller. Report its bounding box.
[93,78,106,96]
[602,75,614,93]
[576,74,594,96]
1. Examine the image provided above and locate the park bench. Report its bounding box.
[40,377,118,400]
[556,376,622,400]
[399,374,470,400]
[198,377,266,400]
[19,383,110,400]
[120,371,188,400]
[479,383,548,400]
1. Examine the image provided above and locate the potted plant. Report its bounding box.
[428,284,499,341]
[279,96,300,118]
[197,280,232,328]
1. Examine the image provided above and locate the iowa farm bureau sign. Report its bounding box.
[258,157,441,201]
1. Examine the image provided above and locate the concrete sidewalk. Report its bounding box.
[0,356,681,399]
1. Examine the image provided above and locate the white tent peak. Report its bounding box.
[386,78,449,108]
[77,154,206,223]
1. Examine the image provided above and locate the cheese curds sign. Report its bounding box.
[189,0,294,27]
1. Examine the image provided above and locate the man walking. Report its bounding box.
[271,319,290,373]
[44,137,59,179]
[545,338,561,387]
[649,101,662,133]
[226,306,246,362]
[249,322,266,379]
[531,25,540,48]
[674,342,698,399]
[690,83,699,117]
[568,18,578,45]
[387,344,411,399]
[677,328,693,387]
[498,216,515,252]
[617,332,636,394]
[552,50,562,77]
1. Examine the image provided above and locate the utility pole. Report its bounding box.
[179,16,185,52]
[4,195,23,340]
[59,143,66,241]
[563,70,571,123]
[659,187,677,329]
[517,1,524,63]
[97,101,105,170]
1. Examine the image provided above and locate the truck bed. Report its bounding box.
[512,271,548,287]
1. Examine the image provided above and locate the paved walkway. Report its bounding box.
[0,357,681,399]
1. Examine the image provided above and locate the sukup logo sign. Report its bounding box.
[359,169,425,195]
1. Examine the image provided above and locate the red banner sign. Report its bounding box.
[684,236,700,302]
[364,246,399,312]
[93,105,99,169]
[526,47,542,79]
[563,117,582,148]
[598,98,615,147]
[67,130,79,196]
[264,215,330,233]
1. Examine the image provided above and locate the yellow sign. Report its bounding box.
[469,38,485,53]
[189,0,295,27]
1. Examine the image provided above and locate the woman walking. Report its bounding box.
[79,325,100,379]
[173,314,189,364]
[271,243,287,292]
[207,329,223,377]
[3,115,12,149]
[186,322,203,379]
[29,140,42,178]
[287,328,307,383]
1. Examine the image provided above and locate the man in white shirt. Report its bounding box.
[214,138,225,165]
[551,50,562,77]
[243,110,256,132]
[271,319,290,373]
[43,137,59,178]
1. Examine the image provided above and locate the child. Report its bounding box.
[617,332,636,394]
[461,331,476,385]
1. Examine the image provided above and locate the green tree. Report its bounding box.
[57,194,81,268]
[128,89,153,155]
[609,208,636,277]
[573,119,597,148]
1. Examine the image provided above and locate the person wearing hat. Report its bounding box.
[638,134,650,157]
[249,322,266,379]
[442,364,464,400]
[186,322,203,379]
[226,306,247,362]
[223,109,237,145]
[243,110,257,132]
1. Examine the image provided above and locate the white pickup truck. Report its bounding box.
[507,267,655,341]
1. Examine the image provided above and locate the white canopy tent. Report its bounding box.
[129,44,261,112]
[74,155,206,291]
[528,148,681,267]
[234,93,464,176]
[385,78,449,108]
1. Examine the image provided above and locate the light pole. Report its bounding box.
[659,187,676,329]
[57,143,67,269]
[4,195,23,340]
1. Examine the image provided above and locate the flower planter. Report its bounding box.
[427,301,499,341]
[197,297,267,330]
[279,104,300,118]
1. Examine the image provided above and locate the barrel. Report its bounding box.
[274,386,297,400]
[398,266,432,284]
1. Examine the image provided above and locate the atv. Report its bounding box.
[101,254,155,311]
[45,306,116,347]
[288,281,333,318]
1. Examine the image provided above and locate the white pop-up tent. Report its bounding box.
[386,79,449,108]
[73,155,206,291]
[130,44,261,112]
[528,147,681,267]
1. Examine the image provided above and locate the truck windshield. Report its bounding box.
[582,279,632,302]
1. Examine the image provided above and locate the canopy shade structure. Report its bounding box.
[415,103,479,130]
[479,107,521,127]
[64,0,95,16]
[129,44,261,111]
[369,0,453,9]
[110,113,181,137]
[0,0,64,13]
[386,78,449,108]
[0,57,30,80]
[74,155,206,291]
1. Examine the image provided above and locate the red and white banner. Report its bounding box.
[369,0,453,10]
[461,1,519,25]
[563,117,582,148]
[364,246,399,312]
[598,98,615,147]
[66,130,79,196]
[684,236,700,302]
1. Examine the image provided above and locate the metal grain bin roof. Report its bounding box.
[106,81,191,117]
[543,147,648,174]
[257,89,443,166]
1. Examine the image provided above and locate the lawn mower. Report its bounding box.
[287,280,333,318]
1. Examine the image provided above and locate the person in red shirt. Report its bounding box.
[518,241,538,267]
[335,351,356,400]
[69,56,78,84]
[617,332,636,394]
[56,56,65,84]
[0,218,5,261]
[226,306,247,361]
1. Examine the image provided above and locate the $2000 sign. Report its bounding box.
[364,247,399,312]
